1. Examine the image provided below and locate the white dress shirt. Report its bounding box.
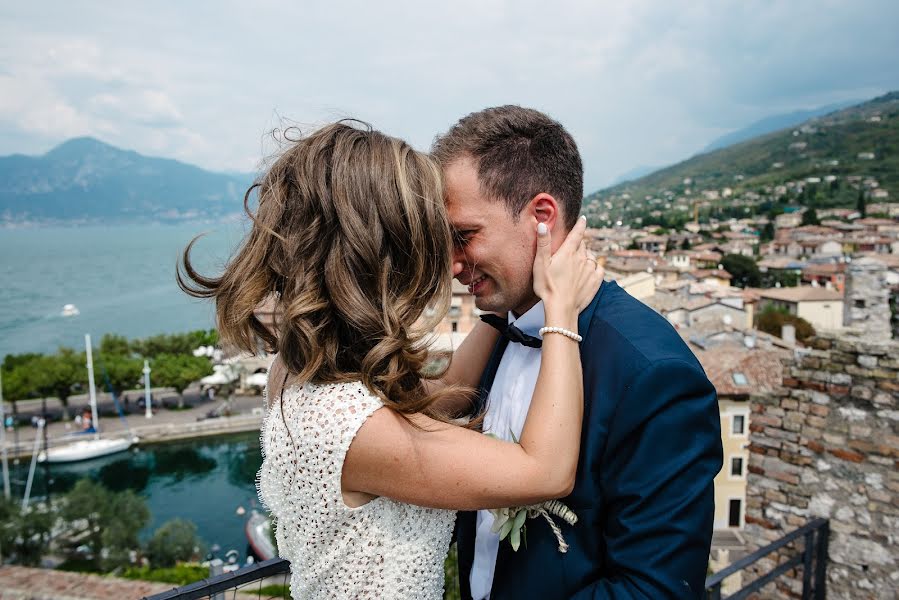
[470,301,545,600]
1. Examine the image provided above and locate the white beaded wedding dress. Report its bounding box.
[256,379,456,599]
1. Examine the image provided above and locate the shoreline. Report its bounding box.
[4,413,263,461]
[2,393,266,461]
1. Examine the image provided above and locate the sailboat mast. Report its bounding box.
[0,371,10,499]
[84,334,100,440]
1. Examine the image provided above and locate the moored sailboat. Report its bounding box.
[38,334,137,463]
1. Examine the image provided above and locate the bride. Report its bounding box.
[179,120,602,599]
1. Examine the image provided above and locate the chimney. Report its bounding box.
[781,324,796,346]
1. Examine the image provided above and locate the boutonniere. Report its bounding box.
[486,431,579,553]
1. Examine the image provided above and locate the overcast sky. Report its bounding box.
[1,1,897,192]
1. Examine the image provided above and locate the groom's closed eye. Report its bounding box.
[453,229,476,248]
[453,231,471,248]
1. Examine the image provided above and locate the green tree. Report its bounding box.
[0,502,55,566]
[100,334,133,357]
[1,364,36,403]
[761,270,801,288]
[146,518,205,567]
[95,353,143,405]
[857,189,867,218]
[62,479,109,568]
[2,352,43,372]
[0,365,36,439]
[801,207,819,226]
[62,479,150,571]
[132,330,217,359]
[151,354,213,409]
[2,351,84,421]
[31,349,86,421]
[187,329,218,349]
[1,353,44,402]
[102,490,150,570]
[757,307,816,344]
[720,254,761,288]
[0,495,47,565]
[0,494,16,561]
[680,237,692,250]
[760,221,775,243]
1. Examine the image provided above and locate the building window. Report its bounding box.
[732,414,745,435]
[451,321,458,333]
[855,299,865,309]
[731,456,744,477]
[728,499,742,528]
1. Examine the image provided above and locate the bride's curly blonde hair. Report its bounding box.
[178,120,461,417]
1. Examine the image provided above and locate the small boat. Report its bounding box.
[39,334,138,464]
[245,510,276,561]
[38,436,136,463]
[61,304,80,317]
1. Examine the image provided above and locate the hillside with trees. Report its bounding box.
[584,91,898,228]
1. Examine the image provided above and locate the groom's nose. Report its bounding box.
[451,245,465,277]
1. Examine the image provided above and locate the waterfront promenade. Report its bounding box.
[1,387,265,461]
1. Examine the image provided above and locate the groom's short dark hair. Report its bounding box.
[432,105,583,229]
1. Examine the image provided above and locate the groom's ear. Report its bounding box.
[529,193,562,236]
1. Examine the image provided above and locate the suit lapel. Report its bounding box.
[474,336,509,417]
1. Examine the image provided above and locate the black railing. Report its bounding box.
[145,519,830,600]
[142,558,291,600]
[705,518,830,600]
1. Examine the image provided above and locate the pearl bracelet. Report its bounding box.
[538,326,583,343]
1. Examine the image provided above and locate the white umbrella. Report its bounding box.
[244,373,269,388]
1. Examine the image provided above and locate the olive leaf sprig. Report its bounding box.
[486,431,578,553]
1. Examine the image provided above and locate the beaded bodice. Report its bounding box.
[256,380,456,599]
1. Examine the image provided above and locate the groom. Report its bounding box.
[433,106,723,599]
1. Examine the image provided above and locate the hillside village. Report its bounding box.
[582,91,899,230]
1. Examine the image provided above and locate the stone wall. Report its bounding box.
[843,257,891,341]
[742,329,898,599]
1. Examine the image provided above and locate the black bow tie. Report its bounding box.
[479,314,543,348]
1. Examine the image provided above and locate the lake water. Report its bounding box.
[0,222,249,359]
[9,431,263,561]
[1,222,276,560]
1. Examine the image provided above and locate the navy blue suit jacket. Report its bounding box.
[456,281,723,599]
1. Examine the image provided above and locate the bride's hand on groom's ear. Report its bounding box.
[532,216,603,315]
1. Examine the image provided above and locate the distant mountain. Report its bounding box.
[701,100,859,153]
[584,91,899,226]
[0,137,255,224]
[609,164,665,186]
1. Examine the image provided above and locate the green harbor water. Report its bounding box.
[9,430,264,561]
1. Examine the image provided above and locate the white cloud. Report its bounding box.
[0,0,896,188]
[0,72,92,138]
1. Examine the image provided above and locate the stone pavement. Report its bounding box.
[0,565,265,599]
[0,565,171,600]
